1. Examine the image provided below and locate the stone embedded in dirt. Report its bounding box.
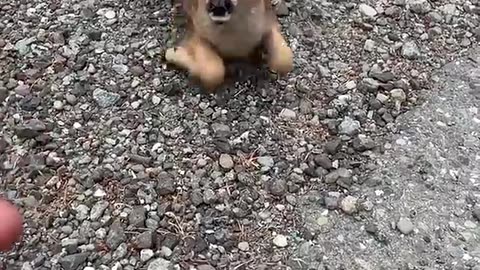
[273,234,288,247]
[219,153,234,169]
[397,217,414,235]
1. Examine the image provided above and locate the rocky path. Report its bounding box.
[0,0,479,269]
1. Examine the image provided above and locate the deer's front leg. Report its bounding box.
[263,22,294,76]
[165,36,226,93]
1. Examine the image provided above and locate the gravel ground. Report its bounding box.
[0,0,479,269]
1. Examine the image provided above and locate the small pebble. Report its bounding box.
[397,217,414,235]
[273,234,288,247]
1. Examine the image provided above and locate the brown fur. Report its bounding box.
[165,0,294,93]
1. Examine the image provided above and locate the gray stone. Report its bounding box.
[314,154,333,169]
[128,206,147,227]
[211,123,231,136]
[90,201,109,221]
[75,204,90,221]
[219,154,234,169]
[92,88,120,107]
[15,37,36,55]
[338,117,361,136]
[133,230,154,249]
[106,219,126,249]
[113,243,128,260]
[203,188,217,204]
[402,41,421,60]
[112,64,128,75]
[407,0,432,14]
[140,249,154,262]
[58,253,89,270]
[269,179,287,196]
[156,172,176,195]
[197,265,216,270]
[324,192,341,209]
[352,134,375,151]
[15,119,46,139]
[390,89,407,102]
[257,156,274,168]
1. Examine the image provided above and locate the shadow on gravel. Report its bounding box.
[289,46,480,269]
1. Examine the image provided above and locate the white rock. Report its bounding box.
[53,100,64,110]
[364,39,375,52]
[104,10,116,19]
[160,246,173,258]
[273,234,288,247]
[397,217,414,234]
[340,196,358,215]
[147,258,172,270]
[140,249,155,262]
[238,241,250,251]
[279,108,297,119]
[219,154,234,169]
[152,95,161,105]
[359,4,377,18]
